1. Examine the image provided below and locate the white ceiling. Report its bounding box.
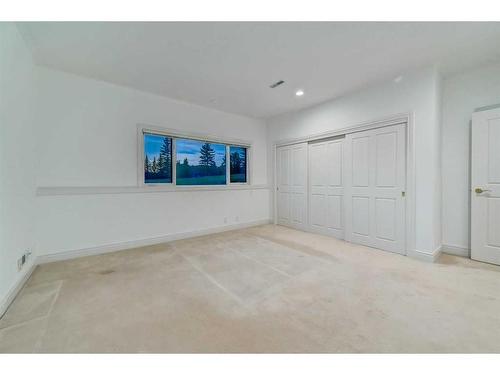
[18,22,500,118]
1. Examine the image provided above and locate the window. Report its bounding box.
[176,139,226,185]
[230,146,247,183]
[144,133,172,184]
[142,129,249,186]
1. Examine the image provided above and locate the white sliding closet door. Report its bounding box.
[276,143,308,230]
[344,123,406,254]
[308,138,344,238]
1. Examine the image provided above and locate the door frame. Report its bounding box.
[273,112,415,256]
[470,106,500,264]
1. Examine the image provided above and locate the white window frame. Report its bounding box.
[141,131,175,186]
[137,124,251,188]
[228,144,250,185]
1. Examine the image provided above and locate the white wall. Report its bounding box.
[267,67,442,256]
[441,63,500,252]
[4,21,496,307]
[34,67,270,256]
[0,24,38,311]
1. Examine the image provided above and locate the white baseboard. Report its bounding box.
[0,262,37,318]
[1,219,271,318]
[442,244,470,258]
[37,219,272,264]
[407,245,442,263]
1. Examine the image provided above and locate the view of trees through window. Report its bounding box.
[176,139,226,185]
[230,146,247,183]
[144,134,172,183]
[144,132,248,185]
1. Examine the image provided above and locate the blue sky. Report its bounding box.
[144,134,166,161]
[144,135,225,166]
[230,146,246,160]
[176,139,225,166]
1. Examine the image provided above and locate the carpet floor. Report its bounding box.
[1,224,499,353]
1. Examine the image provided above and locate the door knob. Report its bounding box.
[475,188,491,194]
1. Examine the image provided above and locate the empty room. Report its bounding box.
[2,3,500,367]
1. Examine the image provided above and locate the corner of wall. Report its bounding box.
[407,245,443,263]
[0,22,39,316]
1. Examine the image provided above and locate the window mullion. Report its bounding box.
[172,138,177,186]
[226,145,230,185]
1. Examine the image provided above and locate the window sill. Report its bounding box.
[36,184,270,196]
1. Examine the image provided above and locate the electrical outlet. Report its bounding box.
[17,250,31,271]
[17,255,25,271]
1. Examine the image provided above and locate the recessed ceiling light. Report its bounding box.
[393,76,403,83]
[295,90,304,97]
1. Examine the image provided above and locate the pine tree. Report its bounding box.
[145,155,150,173]
[159,138,171,178]
[152,157,158,173]
[177,157,190,178]
[158,153,166,175]
[230,152,242,174]
[199,143,216,168]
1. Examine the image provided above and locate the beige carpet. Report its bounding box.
[1,224,500,353]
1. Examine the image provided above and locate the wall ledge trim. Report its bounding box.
[37,184,269,196]
[37,219,272,264]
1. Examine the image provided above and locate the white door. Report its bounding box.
[471,107,500,265]
[276,143,308,230]
[344,123,406,254]
[308,138,344,238]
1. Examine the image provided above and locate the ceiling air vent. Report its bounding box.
[269,80,285,88]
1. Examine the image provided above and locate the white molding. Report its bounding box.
[273,145,278,225]
[138,123,253,147]
[0,262,37,318]
[37,219,272,264]
[407,246,442,263]
[474,103,500,113]
[404,111,416,257]
[274,113,410,147]
[442,244,470,258]
[36,184,269,197]
[1,219,271,317]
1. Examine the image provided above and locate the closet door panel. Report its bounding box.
[345,124,406,254]
[277,143,308,230]
[308,138,344,238]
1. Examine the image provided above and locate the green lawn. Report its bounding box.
[145,178,172,184]
[147,174,245,185]
[176,175,226,185]
[230,173,246,183]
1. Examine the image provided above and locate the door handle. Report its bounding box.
[475,188,491,194]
